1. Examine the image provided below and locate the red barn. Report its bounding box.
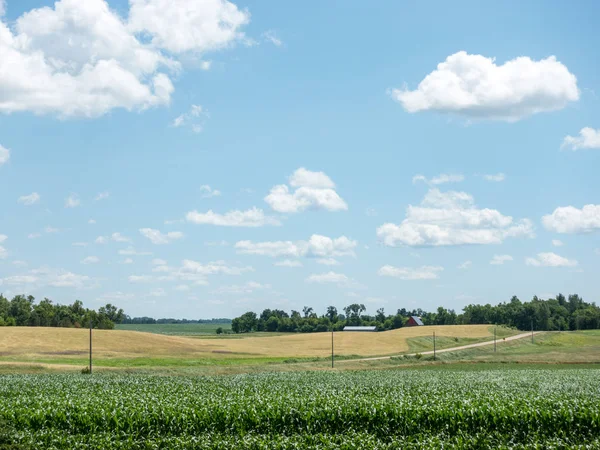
[406,316,424,327]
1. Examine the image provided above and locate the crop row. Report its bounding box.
[1,369,599,449]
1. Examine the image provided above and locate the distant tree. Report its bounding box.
[216,327,224,335]
[325,306,338,323]
[302,306,314,318]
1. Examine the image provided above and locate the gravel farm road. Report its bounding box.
[338,331,542,363]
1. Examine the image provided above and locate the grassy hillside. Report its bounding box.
[0,325,511,371]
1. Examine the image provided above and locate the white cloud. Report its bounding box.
[174,284,190,291]
[44,227,59,234]
[12,260,27,267]
[72,242,88,247]
[262,30,282,47]
[128,0,250,54]
[490,254,513,265]
[483,173,506,182]
[118,246,152,256]
[274,259,303,268]
[204,240,229,247]
[0,1,5,17]
[171,104,206,133]
[526,252,578,267]
[265,168,347,213]
[186,207,280,227]
[152,258,167,266]
[235,234,357,259]
[377,188,534,247]
[0,144,10,166]
[378,265,443,280]
[95,236,107,244]
[458,260,472,270]
[552,239,564,247]
[562,127,600,151]
[199,185,221,198]
[392,51,579,121]
[81,256,99,265]
[89,219,96,224]
[18,192,40,205]
[180,259,253,276]
[0,0,250,118]
[306,271,361,289]
[413,173,464,185]
[317,258,340,266]
[65,194,81,208]
[200,61,212,71]
[28,233,41,239]
[139,228,184,244]
[111,232,131,243]
[121,258,134,264]
[4,267,95,289]
[0,234,7,259]
[95,191,110,201]
[542,204,600,233]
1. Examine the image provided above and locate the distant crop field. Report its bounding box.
[1,368,599,448]
[115,323,231,335]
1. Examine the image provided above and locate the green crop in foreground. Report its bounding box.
[1,369,599,449]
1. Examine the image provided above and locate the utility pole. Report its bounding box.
[433,331,436,361]
[89,319,93,374]
[531,320,534,344]
[331,328,334,368]
[494,325,497,353]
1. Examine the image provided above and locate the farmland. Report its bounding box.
[1,368,599,448]
[115,322,231,336]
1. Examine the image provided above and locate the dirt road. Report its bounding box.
[337,331,541,363]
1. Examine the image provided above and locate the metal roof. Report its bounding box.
[343,326,377,331]
[410,316,424,326]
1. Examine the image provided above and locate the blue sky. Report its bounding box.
[0,0,599,319]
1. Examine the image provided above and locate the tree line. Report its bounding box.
[120,316,231,325]
[0,294,125,329]
[231,294,600,333]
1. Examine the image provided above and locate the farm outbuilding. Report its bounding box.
[343,326,377,332]
[406,316,424,327]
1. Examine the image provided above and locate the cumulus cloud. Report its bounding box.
[391,51,579,122]
[1,267,95,289]
[111,232,131,243]
[458,260,472,270]
[199,185,221,198]
[378,265,443,280]
[235,234,357,259]
[316,258,340,266]
[525,252,578,267]
[139,228,184,244]
[274,259,303,268]
[81,256,100,264]
[186,207,280,227]
[0,0,249,118]
[305,272,362,289]
[483,173,506,182]
[265,168,347,213]
[561,127,600,151]
[490,254,513,265]
[377,188,534,247]
[65,194,81,208]
[0,144,9,166]
[0,234,7,259]
[413,173,464,185]
[552,239,564,247]
[542,204,600,233]
[118,247,152,256]
[18,192,40,205]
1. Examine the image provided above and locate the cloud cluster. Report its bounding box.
[562,127,600,151]
[525,252,578,267]
[412,173,464,185]
[490,254,513,265]
[305,272,362,289]
[392,51,579,121]
[377,189,533,247]
[542,204,600,233]
[0,267,95,289]
[139,228,184,244]
[172,105,207,133]
[235,234,357,259]
[0,0,249,117]
[378,265,443,280]
[265,168,347,213]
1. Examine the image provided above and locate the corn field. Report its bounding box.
[1,369,599,449]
